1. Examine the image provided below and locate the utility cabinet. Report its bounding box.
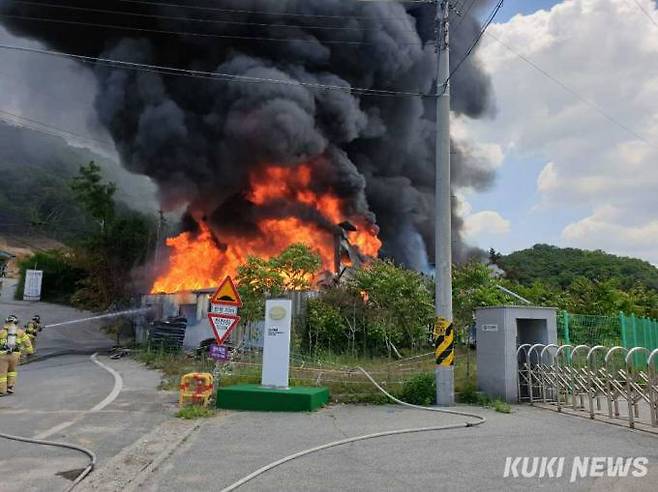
[475,306,558,402]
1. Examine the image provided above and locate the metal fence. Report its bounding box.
[518,343,658,429]
[558,311,658,353]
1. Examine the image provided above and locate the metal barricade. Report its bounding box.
[518,344,658,428]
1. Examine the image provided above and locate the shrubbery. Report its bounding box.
[15,250,86,304]
[303,260,435,357]
[397,372,436,406]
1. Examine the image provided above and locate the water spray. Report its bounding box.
[45,308,152,329]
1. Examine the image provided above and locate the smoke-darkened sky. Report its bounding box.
[0,0,499,269]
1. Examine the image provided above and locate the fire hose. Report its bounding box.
[220,366,486,492]
[0,431,95,491]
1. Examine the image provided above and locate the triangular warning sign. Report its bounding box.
[208,313,240,345]
[210,276,242,307]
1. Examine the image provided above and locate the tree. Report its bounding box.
[350,259,435,353]
[67,164,154,309]
[488,248,502,265]
[236,244,322,323]
[272,243,322,291]
[452,261,508,334]
[70,162,116,233]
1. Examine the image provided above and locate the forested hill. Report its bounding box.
[498,244,658,291]
[0,122,155,242]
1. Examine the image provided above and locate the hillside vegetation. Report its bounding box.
[0,122,155,243]
[498,244,658,292]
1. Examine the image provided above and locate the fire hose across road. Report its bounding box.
[220,367,486,492]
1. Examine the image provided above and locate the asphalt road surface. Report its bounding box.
[147,404,658,492]
[1,278,657,491]
[0,278,174,491]
[0,278,114,358]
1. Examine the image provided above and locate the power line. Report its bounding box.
[626,0,658,28]
[0,13,426,46]
[439,0,503,94]
[485,32,657,150]
[0,108,115,148]
[116,0,422,21]
[0,42,436,98]
[455,0,477,28]
[10,0,421,34]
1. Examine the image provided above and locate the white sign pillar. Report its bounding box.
[261,299,292,389]
[23,269,43,301]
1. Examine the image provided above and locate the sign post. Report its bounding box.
[261,299,292,389]
[207,276,242,346]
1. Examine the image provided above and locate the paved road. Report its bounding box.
[0,278,175,491]
[0,278,114,358]
[147,404,658,491]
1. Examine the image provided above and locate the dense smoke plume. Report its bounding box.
[0,0,496,270]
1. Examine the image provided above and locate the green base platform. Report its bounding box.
[216,384,329,412]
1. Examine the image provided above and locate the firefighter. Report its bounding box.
[24,314,42,353]
[0,315,33,396]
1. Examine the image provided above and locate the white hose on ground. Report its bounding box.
[220,366,486,492]
[0,431,96,491]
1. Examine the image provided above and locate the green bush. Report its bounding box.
[16,250,86,304]
[397,372,436,406]
[458,383,512,413]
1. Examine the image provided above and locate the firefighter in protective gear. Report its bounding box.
[24,314,42,353]
[0,315,33,396]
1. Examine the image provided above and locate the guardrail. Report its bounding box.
[518,344,658,429]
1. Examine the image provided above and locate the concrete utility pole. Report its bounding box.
[434,0,455,406]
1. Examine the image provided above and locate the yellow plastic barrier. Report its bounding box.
[179,372,214,407]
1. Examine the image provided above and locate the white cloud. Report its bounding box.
[463,211,511,240]
[537,161,558,193]
[455,193,511,243]
[466,0,658,263]
[562,206,658,263]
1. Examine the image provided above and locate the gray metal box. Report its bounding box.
[475,306,558,402]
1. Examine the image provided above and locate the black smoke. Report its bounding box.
[0,0,496,270]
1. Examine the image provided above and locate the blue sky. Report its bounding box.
[461,0,658,264]
[497,0,560,21]
[466,0,565,255]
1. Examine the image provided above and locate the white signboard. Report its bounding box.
[482,324,499,332]
[211,304,238,315]
[261,299,292,389]
[23,269,43,301]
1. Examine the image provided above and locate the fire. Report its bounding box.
[151,163,382,293]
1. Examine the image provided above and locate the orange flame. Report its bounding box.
[151,164,381,293]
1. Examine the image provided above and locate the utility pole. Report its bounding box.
[154,209,165,266]
[434,0,455,406]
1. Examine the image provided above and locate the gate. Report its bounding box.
[518,344,658,429]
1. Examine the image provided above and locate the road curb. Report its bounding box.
[75,417,207,492]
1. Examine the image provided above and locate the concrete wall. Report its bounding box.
[476,306,557,402]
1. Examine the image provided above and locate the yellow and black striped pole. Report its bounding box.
[433,317,455,367]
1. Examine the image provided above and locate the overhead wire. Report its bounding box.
[485,32,657,150]
[438,0,504,95]
[0,13,426,46]
[0,42,436,98]
[626,0,658,28]
[116,0,423,21]
[0,107,115,148]
[455,0,477,28]
[9,0,421,34]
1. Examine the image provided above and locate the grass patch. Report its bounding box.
[176,405,216,419]
[134,344,477,405]
[458,384,512,413]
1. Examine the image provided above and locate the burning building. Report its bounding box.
[0,1,496,293]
